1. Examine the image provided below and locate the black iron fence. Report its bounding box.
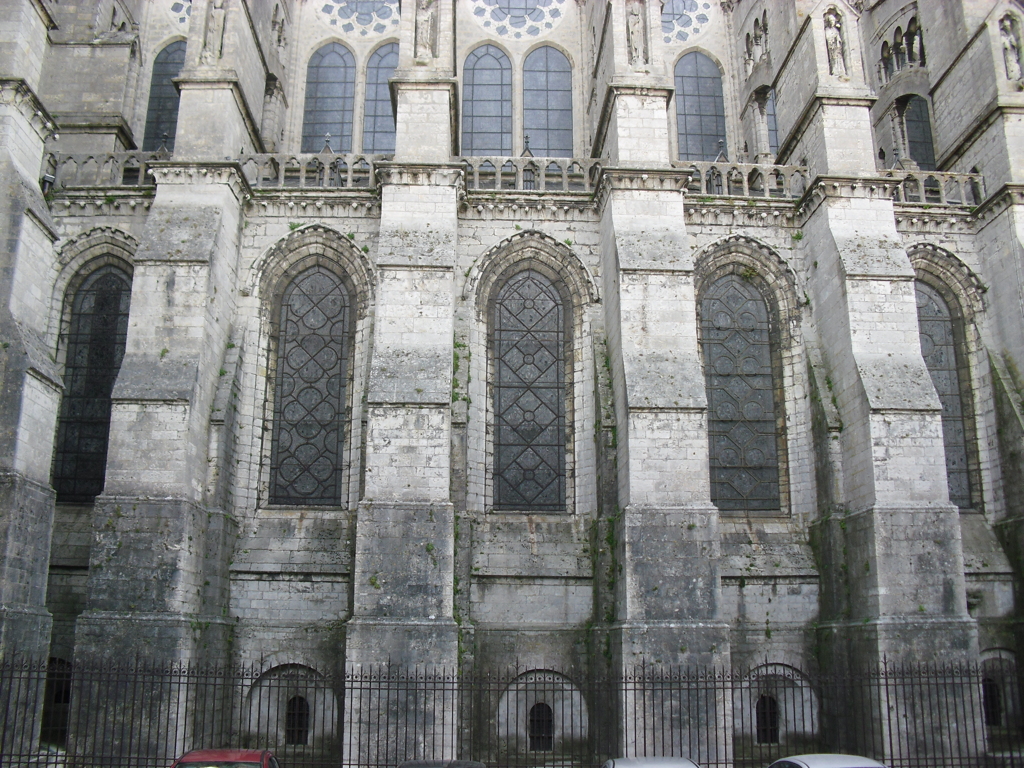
[1,656,1021,768]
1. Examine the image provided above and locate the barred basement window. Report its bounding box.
[270,267,350,505]
[492,269,567,511]
[40,658,73,747]
[52,265,132,503]
[285,695,310,745]
[675,51,727,161]
[363,42,399,153]
[523,46,573,157]
[142,41,186,151]
[528,702,554,751]
[301,43,356,153]
[982,677,1003,727]
[701,273,782,511]
[914,281,972,508]
[464,44,512,156]
[756,694,780,744]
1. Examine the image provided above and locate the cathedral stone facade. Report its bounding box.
[1,0,1023,741]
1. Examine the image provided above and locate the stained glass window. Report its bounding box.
[271,267,350,505]
[142,41,186,151]
[905,95,936,171]
[915,281,971,508]
[464,44,512,156]
[523,46,573,157]
[675,51,727,161]
[363,42,398,153]
[701,274,781,511]
[52,265,132,502]
[301,43,356,153]
[493,270,566,511]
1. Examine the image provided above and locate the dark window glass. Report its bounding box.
[982,677,1003,727]
[142,41,187,151]
[40,659,73,747]
[464,44,512,156]
[493,270,566,511]
[528,702,554,751]
[285,695,310,745]
[676,51,727,161]
[271,267,350,505]
[766,89,779,155]
[756,694,780,744]
[905,95,936,171]
[301,43,356,153]
[363,42,398,153]
[52,266,132,502]
[701,274,781,511]
[523,46,573,157]
[915,281,971,508]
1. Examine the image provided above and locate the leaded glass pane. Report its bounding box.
[271,268,350,505]
[676,51,727,162]
[766,89,779,155]
[52,266,132,502]
[301,43,356,153]
[915,281,971,508]
[523,46,573,157]
[493,270,566,511]
[464,44,513,156]
[142,41,187,152]
[701,274,781,510]
[905,95,936,171]
[363,42,398,153]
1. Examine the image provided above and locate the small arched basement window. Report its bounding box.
[285,695,310,745]
[675,51,727,161]
[363,42,399,153]
[528,702,554,751]
[756,694,780,744]
[982,677,1003,727]
[301,42,356,153]
[142,41,187,151]
[463,44,512,156]
[523,46,573,157]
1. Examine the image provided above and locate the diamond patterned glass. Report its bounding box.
[52,266,132,502]
[363,42,398,153]
[915,281,971,508]
[142,41,187,151]
[675,51,727,161]
[701,274,781,510]
[301,43,356,153]
[905,95,936,171]
[463,44,513,156]
[493,270,566,511]
[271,268,350,505]
[524,46,573,157]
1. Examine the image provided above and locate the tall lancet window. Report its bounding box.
[915,281,972,508]
[492,269,567,510]
[301,42,356,153]
[675,51,727,161]
[363,42,399,153]
[142,40,187,151]
[701,273,782,511]
[523,46,573,157]
[463,44,513,156]
[52,265,133,502]
[271,267,350,505]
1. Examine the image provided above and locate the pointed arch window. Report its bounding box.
[142,41,187,151]
[700,273,782,511]
[523,46,573,157]
[463,44,512,156]
[363,42,399,153]
[271,267,350,505]
[675,51,727,161]
[904,95,936,170]
[301,42,356,153]
[52,265,132,502]
[914,281,973,509]
[492,269,567,511]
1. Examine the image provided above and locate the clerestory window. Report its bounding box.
[301,42,356,153]
[142,41,187,152]
[363,42,399,153]
[523,46,573,157]
[463,44,513,156]
[675,51,727,161]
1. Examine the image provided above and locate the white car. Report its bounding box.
[767,754,888,768]
[602,758,703,768]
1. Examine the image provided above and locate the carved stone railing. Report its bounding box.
[44,151,167,189]
[240,153,389,190]
[459,157,602,193]
[885,170,984,207]
[674,161,811,200]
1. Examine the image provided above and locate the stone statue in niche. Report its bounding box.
[626,0,646,65]
[824,8,847,77]
[415,0,437,60]
[1000,15,1023,82]
[201,0,227,64]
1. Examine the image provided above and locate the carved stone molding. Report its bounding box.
[148,161,253,202]
[0,79,57,142]
[375,163,464,189]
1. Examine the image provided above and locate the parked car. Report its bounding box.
[602,758,702,768]
[397,761,486,768]
[170,749,280,768]
[767,754,888,768]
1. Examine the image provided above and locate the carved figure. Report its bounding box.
[824,9,847,77]
[627,1,646,65]
[1001,15,1022,81]
[201,0,226,64]
[415,0,437,59]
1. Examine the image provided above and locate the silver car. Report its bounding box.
[602,758,702,768]
[767,754,888,768]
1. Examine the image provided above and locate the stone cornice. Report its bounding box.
[970,182,1024,230]
[795,175,902,222]
[0,79,57,142]
[147,162,253,203]
[594,167,690,214]
[375,162,464,189]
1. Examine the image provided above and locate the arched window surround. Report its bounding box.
[694,237,809,518]
[463,233,599,516]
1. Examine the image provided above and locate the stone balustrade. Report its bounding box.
[674,161,811,199]
[459,156,601,193]
[885,169,984,207]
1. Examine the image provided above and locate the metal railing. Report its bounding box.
[1,656,1020,768]
[886,170,985,207]
[459,157,602,193]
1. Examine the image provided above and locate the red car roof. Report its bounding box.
[175,749,268,763]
